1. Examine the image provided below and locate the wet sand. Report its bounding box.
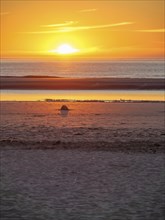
[0,101,164,151]
[0,101,165,219]
[0,76,164,90]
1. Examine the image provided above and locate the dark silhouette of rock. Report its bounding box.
[60,105,69,111]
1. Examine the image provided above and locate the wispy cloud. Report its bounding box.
[58,22,134,32]
[79,8,97,13]
[0,12,10,16]
[135,29,165,33]
[24,21,134,34]
[40,21,78,27]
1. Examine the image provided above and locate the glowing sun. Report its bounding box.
[55,44,78,54]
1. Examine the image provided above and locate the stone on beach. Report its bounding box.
[60,105,69,111]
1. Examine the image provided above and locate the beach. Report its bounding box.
[0,101,164,219]
[1,0,165,218]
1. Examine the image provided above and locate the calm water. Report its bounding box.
[1,60,164,101]
[1,89,164,101]
[1,60,164,78]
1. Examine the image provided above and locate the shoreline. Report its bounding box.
[0,76,164,90]
[0,100,164,103]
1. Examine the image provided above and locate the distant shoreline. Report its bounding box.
[0,100,164,103]
[0,76,164,90]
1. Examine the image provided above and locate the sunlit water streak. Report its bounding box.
[1,89,164,101]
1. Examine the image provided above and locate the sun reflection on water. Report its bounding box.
[1,90,164,101]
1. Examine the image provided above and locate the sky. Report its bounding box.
[1,0,165,60]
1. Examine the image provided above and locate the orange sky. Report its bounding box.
[1,0,164,60]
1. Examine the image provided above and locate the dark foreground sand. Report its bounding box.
[0,76,164,90]
[1,149,164,220]
[0,101,165,219]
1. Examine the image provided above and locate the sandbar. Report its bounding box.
[0,76,164,90]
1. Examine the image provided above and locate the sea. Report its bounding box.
[0,60,164,101]
[1,60,164,78]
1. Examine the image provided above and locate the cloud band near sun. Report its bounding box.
[40,21,78,28]
[79,8,97,13]
[135,29,165,33]
[23,21,134,34]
